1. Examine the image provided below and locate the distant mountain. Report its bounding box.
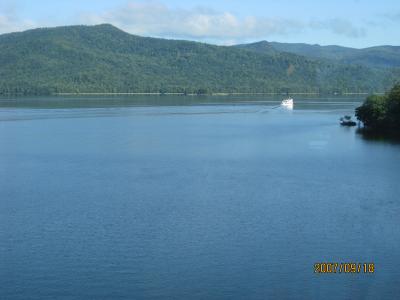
[0,24,398,95]
[235,41,400,68]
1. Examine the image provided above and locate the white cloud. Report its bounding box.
[310,19,366,38]
[77,1,368,43]
[0,0,368,44]
[79,1,306,43]
[383,11,400,22]
[0,12,37,34]
[332,21,366,38]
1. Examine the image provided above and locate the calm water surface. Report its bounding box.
[1,96,399,299]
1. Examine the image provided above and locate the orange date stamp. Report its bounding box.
[314,263,375,274]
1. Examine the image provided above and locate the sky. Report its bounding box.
[0,0,399,48]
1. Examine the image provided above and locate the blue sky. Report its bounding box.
[0,0,399,47]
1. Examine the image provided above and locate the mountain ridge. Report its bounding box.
[0,24,398,95]
[235,41,400,68]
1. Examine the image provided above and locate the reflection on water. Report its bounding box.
[0,94,363,109]
[356,128,400,144]
[0,95,362,122]
[1,95,399,300]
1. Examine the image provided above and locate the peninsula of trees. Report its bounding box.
[356,84,400,136]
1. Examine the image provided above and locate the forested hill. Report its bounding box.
[0,24,398,95]
[235,41,400,69]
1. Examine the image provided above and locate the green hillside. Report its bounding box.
[236,41,400,68]
[0,24,398,95]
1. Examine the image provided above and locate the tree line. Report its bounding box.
[356,84,400,135]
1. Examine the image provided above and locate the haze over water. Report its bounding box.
[1,96,399,299]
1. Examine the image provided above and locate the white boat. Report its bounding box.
[281,98,294,109]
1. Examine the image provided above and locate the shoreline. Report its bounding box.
[53,92,380,96]
[0,91,385,97]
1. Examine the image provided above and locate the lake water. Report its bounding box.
[1,95,399,299]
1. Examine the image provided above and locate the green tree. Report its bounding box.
[356,95,388,128]
[355,84,400,131]
[386,84,400,128]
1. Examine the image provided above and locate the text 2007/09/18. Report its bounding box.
[314,263,375,274]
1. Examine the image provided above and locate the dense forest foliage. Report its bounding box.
[356,84,400,134]
[236,41,400,68]
[0,24,399,95]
